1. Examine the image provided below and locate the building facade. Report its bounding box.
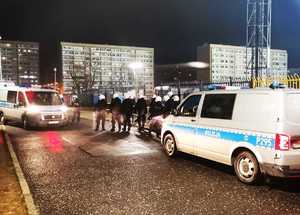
[61,42,154,97]
[197,44,288,83]
[0,40,39,85]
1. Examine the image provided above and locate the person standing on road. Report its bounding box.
[94,95,107,131]
[121,95,135,132]
[71,97,81,123]
[110,93,122,132]
[135,95,147,132]
[148,94,156,120]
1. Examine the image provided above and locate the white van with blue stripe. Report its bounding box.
[161,88,300,184]
[0,85,69,129]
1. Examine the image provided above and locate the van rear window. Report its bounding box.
[201,94,236,120]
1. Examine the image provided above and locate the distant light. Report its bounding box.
[6,43,11,47]
[128,62,144,70]
[186,61,209,69]
[1,57,6,60]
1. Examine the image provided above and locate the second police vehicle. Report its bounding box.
[161,86,300,184]
[0,82,70,129]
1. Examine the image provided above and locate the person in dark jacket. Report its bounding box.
[135,95,148,132]
[121,95,135,132]
[172,95,180,111]
[149,94,157,120]
[110,94,122,132]
[151,96,164,118]
[94,95,107,131]
[163,95,172,114]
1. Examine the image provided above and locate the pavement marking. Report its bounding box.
[62,137,77,146]
[90,131,110,138]
[0,125,39,215]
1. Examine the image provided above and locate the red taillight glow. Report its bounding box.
[275,134,290,151]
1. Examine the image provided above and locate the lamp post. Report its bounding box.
[53,67,57,90]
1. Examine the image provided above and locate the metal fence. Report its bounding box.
[203,75,300,89]
[252,75,300,89]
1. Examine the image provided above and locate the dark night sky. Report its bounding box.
[1,0,300,83]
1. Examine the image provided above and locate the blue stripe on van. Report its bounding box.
[166,124,275,149]
[0,100,14,108]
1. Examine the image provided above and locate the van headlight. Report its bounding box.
[27,105,40,114]
[60,106,68,113]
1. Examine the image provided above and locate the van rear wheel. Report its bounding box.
[163,134,177,157]
[233,151,261,185]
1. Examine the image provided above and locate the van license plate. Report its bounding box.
[48,121,59,124]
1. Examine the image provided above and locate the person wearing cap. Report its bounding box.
[121,94,135,132]
[135,95,148,132]
[110,93,122,132]
[94,95,107,131]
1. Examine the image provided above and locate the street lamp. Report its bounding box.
[174,61,209,98]
[185,61,209,69]
[128,62,145,96]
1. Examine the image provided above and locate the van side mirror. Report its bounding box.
[18,101,25,107]
[171,109,178,116]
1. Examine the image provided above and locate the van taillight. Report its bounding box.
[275,134,290,151]
[291,137,300,149]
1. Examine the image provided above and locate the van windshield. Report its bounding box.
[26,91,62,106]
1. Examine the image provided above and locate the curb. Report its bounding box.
[0,125,39,215]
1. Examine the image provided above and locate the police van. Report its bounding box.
[0,84,69,129]
[161,87,300,184]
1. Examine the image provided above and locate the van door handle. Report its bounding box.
[191,119,196,122]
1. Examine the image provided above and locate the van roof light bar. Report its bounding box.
[269,81,286,90]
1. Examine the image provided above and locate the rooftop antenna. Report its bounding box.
[246,0,272,82]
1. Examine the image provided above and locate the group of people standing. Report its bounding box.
[94,92,180,133]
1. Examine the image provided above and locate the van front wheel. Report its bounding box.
[233,151,261,185]
[0,114,7,125]
[22,116,31,130]
[163,134,177,157]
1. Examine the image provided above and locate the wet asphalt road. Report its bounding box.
[6,118,300,215]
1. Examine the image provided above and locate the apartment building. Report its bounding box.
[0,40,39,85]
[61,42,154,97]
[197,44,288,82]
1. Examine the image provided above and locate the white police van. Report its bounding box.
[0,84,69,129]
[161,87,300,184]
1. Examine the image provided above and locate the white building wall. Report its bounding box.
[61,42,154,97]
